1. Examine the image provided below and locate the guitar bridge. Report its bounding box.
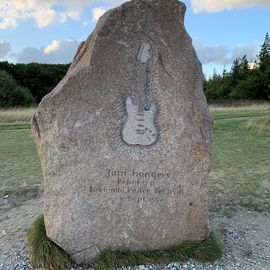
[137,130,145,135]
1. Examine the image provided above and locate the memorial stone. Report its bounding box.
[32,0,213,264]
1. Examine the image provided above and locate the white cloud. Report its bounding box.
[0,0,92,29]
[248,62,259,69]
[34,9,57,27]
[0,40,11,58]
[191,0,270,13]
[0,0,130,29]
[193,40,258,65]
[193,41,229,64]
[0,2,18,29]
[16,38,80,64]
[0,1,57,29]
[90,1,128,23]
[44,40,61,54]
[92,7,107,22]
[231,43,258,61]
[103,0,128,7]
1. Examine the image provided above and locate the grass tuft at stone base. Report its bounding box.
[92,232,224,270]
[27,215,224,270]
[27,215,72,270]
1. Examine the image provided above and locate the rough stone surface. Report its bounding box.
[31,0,213,264]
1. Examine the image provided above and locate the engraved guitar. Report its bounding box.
[122,42,158,146]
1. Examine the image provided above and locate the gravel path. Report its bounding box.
[0,193,269,270]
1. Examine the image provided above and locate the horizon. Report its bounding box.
[0,0,270,77]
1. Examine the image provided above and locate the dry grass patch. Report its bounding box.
[246,116,270,131]
[210,103,270,111]
[0,107,37,123]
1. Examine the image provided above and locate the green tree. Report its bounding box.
[203,32,270,101]
[258,32,270,72]
[12,63,70,102]
[0,70,35,107]
[204,69,224,100]
[229,55,251,99]
[256,33,270,99]
[230,69,262,99]
[0,61,70,103]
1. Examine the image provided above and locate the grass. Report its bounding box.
[27,215,223,270]
[0,108,36,132]
[0,107,36,123]
[2,104,269,268]
[0,107,42,195]
[209,104,270,215]
[210,104,270,119]
[246,116,270,132]
[0,104,269,214]
[27,215,72,270]
[0,121,42,195]
[92,233,223,270]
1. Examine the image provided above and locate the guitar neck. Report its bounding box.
[137,64,147,113]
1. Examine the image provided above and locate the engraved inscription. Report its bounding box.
[106,169,171,179]
[85,168,184,204]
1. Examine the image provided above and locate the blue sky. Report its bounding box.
[0,0,270,77]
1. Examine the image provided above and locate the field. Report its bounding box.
[0,105,269,216]
[209,104,270,215]
[0,108,42,195]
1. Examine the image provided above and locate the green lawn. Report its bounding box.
[209,105,270,215]
[0,108,42,194]
[0,106,269,215]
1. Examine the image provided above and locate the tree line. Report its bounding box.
[0,33,269,107]
[204,33,270,101]
[0,62,69,107]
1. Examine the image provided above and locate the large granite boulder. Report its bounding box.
[32,0,213,264]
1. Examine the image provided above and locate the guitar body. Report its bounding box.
[122,97,158,146]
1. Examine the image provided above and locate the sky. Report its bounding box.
[0,0,270,77]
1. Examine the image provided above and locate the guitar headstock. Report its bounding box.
[137,42,151,64]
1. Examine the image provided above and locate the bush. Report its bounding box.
[11,85,36,107]
[0,70,36,107]
[0,61,70,103]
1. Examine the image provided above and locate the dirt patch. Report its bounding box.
[0,193,43,269]
[0,186,42,216]
[0,193,269,270]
